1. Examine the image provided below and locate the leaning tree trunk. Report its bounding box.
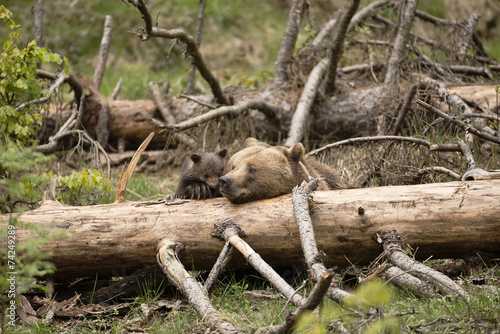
[3,180,499,281]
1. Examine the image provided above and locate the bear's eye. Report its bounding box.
[204,174,209,178]
[231,165,235,170]
[247,166,256,173]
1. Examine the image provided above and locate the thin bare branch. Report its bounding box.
[457,13,480,62]
[420,166,461,180]
[415,9,456,26]
[457,138,476,170]
[32,0,43,47]
[204,241,234,293]
[285,57,330,146]
[93,15,113,91]
[308,135,461,156]
[186,0,207,95]
[325,0,361,94]
[385,266,437,298]
[213,219,305,307]
[255,270,335,334]
[416,99,500,144]
[128,0,229,105]
[419,76,498,137]
[167,98,279,131]
[384,0,418,85]
[347,0,391,33]
[36,69,84,107]
[274,0,306,86]
[379,231,467,298]
[157,243,244,334]
[391,83,418,134]
[110,78,123,100]
[312,11,340,46]
[292,179,352,303]
[149,81,175,124]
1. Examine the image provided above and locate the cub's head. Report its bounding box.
[189,149,227,188]
[219,138,305,204]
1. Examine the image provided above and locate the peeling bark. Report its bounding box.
[5,180,499,281]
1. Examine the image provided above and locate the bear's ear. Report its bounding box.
[217,148,227,158]
[244,137,260,148]
[190,153,202,163]
[288,143,305,162]
[244,137,270,148]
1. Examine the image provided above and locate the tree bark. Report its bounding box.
[4,180,499,281]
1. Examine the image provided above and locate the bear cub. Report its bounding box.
[175,149,227,200]
[219,138,345,204]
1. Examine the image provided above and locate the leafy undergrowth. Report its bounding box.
[4,264,499,333]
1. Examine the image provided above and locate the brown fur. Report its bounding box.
[175,149,227,199]
[219,138,344,204]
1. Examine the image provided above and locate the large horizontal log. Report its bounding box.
[3,180,499,281]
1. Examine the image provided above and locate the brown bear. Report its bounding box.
[218,138,345,204]
[175,149,227,199]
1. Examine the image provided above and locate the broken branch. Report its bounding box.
[128,0,229,105]
[415,99,500,144]
[168,98,279,131]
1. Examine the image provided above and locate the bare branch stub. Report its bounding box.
[457,138,476,170]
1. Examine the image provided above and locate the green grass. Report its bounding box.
[4,264,499,333]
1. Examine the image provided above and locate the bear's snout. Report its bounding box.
[219,176,232,190]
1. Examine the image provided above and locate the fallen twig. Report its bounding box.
[307,135,461,156]
[419,76,498,137]
[255,270,335,334]
[385,266,437,298]
[415,99,500,144]
[378,231,467,298]
[212,219,305,307]
[204,241,234,293]
[157,242,244,333]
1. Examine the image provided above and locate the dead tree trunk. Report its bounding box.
[4,180,499,281]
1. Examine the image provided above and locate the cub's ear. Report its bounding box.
[190,153,202,163]
[218,148,228,158]
[288,143,305,162]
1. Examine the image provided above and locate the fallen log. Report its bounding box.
[3,180,499,281]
